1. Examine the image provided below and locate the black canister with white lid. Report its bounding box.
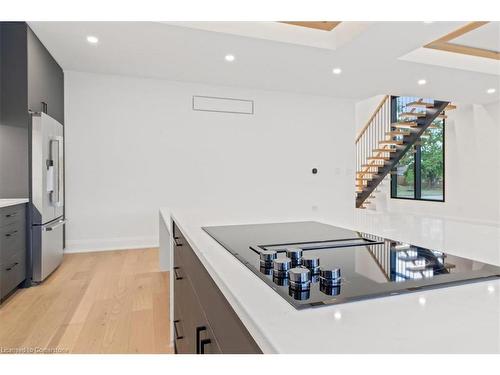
[319,267,342,287]
[259,250,277,268]
[288,267,311,291]
[272,257,292,279]
[302,255,320,275]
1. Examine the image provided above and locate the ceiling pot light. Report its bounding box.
[423,21,434,24]
[86,35,99,44]
[225,54,235,62]
[418,79,427,85]
[487,88,496,94]
[332,67,342,75]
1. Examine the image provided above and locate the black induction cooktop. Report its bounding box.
[202,221,500,309]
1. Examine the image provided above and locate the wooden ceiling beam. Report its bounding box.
[280,21,341,31]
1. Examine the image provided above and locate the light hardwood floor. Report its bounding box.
[0,248,172,354]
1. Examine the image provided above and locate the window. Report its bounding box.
[391,96,445,202]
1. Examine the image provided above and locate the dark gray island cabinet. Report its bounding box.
[0,204,27,302]
[172,221,262,354]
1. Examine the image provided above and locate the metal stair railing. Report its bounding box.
[355,95,391,204]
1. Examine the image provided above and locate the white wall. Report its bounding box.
[354,94,386,134]
[64,71,355,252]
[368,100,500,224]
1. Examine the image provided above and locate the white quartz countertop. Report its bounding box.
[161,202,500,354]
[0,198,29,208]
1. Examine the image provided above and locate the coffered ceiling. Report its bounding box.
[401,21,500,76]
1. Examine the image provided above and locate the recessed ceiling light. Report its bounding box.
[86,35,99,44]
[487,88,496,94]
[418,296,426,306]
[332,68,342,75]
[225,54,235,62]
[418,79,427,85]
[423,21,434,24]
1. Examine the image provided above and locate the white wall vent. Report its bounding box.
[192,95,254,115]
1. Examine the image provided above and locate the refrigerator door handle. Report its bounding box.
[43,219,67,232]
[50,136,64,207]
[49,139,58,203]
[57,135,64,208]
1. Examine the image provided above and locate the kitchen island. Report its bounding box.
[159,203,500,354]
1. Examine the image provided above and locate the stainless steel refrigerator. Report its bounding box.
[31,112,65,283]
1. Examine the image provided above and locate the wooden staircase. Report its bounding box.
[355,97,453,209]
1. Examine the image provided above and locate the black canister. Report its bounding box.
[286,249,303,267]
[259,250,277,269]
[302,255,320,275]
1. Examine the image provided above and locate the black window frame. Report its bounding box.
[390,96,446,202]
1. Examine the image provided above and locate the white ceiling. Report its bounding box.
[400,47,500,76]
[453,22,499,52]
[28,21,500,104]
[160,21,372,50]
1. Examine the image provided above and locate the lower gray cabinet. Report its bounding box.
[0,204,27,302]
[173,222,261,354]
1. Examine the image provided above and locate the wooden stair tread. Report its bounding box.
[372,148,397,153]
[361,163,383,168]
[385,131,410,136]
[392,122,418,128]
[356,177,372,181]
[357,171,375,175]
[406,101,433,108]
[379,140,403,145]
[400,112,426,118]
[367,156,390,161]
[406,102,455,111]
[436,114,447,119]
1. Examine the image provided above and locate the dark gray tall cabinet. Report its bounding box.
[26,27,65,124]
[0,22,64,288]
[0,22,64,127]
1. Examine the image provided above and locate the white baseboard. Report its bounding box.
[64,236,159,254]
